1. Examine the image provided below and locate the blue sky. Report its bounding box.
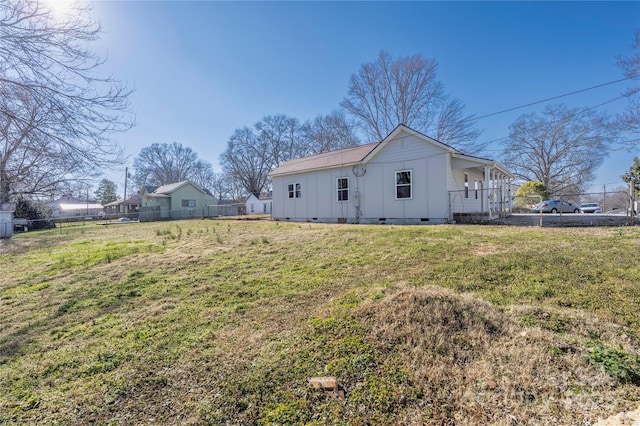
[87,1,639,195]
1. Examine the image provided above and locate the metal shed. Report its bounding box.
[0,202,16,238]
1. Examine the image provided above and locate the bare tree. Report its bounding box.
[255,114,307,169]
[132,142,214,189]
[616,30,640,145]
[436,98,485,154]
[220,113,362,196]
[341,51,482,151]
[302,111,360,153]
[0,0,133,202]
[220,127,272,196]
[502,104,614,196]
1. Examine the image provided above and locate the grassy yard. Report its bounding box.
[0,220,639,425]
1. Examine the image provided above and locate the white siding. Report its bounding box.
[370,134,446,163]
[449,168,485,213]
[272,167,357,221]
[271,128,498,224]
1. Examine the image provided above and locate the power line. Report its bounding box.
[472,75,637,123]
[423,75,637,141]
[479,92,631,150]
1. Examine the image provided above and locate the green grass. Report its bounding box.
[0,220,639,424]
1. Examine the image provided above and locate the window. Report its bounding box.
[395,170,412,199]
[337,177,349,202]
[474,179,479,200]
[464,173,469,199]
[181,199,196,207]
[288,183,301,199]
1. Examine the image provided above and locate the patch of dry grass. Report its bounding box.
[357,287,638,424]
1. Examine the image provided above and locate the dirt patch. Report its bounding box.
[596,406,640,425]
[472,242,502,256]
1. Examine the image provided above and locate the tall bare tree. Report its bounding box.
[132,142,214,190]
[341,50,482,152]
[0,0,133,202]
[220,126,272,196]
[502,104,614,196]
[220,113,360,196]
[616,30,640,145]
[255,114,307,169]
[436,98,485,154]
[302,110,360,153]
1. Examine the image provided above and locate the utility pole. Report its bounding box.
[123,167,128,214]
[602,184,606,213]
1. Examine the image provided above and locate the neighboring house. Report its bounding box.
[141,180,217,220]
[103,194,142,217]
[50,194,104,218]
[245,193,272,214]
[269,125,514,224]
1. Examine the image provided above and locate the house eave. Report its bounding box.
[451,153,514,179]
[270,161,364,178]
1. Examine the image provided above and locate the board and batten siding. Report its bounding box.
[272,167,356,221]
[272,133,452,223]
[361,134,450,221]
[271,126,511,224]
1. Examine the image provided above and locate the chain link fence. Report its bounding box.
[450,188,637,226]
[9,202,267,234]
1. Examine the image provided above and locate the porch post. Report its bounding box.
[484,166,491,219]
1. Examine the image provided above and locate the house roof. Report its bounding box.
[153,181,190,194]
[58,203,104,211]
[270,124,513,178]
[104,194,142,207]
[142,180,214,198]
[270,142,380,176]
[143,185,159,195]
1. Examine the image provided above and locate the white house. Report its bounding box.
[245,193,272,214]
[50,194,104,218]
[269,125,513,224]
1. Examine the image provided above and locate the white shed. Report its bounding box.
[269,125,513,224]
[245,193,272,214]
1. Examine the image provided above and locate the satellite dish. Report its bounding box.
[352,165,366,177]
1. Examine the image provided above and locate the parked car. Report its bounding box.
[579,203,602,214]
[13,218,32,232]
[530,200,580,213]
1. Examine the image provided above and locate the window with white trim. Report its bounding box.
[337,177,349,202]
[288,183,301,199]
[464,173,469,199]
[395,170,412,199]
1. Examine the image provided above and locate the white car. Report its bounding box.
[580,203,602,214]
